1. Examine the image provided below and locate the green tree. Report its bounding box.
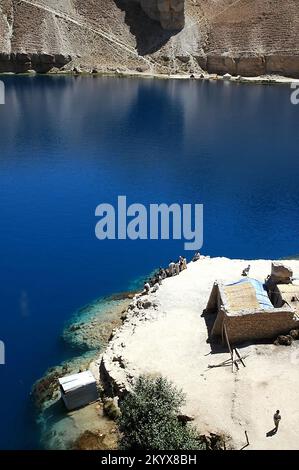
[118,375,202,450]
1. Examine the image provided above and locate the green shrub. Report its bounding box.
[103,398,121,420]
[118,375,202,450]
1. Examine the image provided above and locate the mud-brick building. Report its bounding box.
[206,277,299,345]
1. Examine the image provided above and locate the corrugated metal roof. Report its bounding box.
[59,370,96,393]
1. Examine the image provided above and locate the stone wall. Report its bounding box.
[0,52,71,73]
[225,310,299,345]
[205,55,299,78]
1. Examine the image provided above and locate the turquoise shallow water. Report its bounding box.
[0,76,299,448]
[35,294,130,450]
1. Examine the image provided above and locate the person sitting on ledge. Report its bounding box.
[159,267,167,280]
[151,283,159,293]
[150,274,161,286]
[242,265,251,277]
[143,282,150,294]
[169,261,175,276]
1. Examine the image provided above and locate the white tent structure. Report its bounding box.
[59,370,98,411]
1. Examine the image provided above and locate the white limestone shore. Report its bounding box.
[94,256,299,450]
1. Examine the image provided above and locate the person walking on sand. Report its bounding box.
[273,410,281,432]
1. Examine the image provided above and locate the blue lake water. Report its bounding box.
[0,76,299,449]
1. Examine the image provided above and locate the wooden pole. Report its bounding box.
[223,323,234,372]
[223,323,233,357]
[235,347,246,367]
[221,321,224,344]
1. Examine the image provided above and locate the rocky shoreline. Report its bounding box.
[98,293,161,399]
[1,66,299,87]
[1,50,299,83]
[32,293,133,449]
[62,296,134,351]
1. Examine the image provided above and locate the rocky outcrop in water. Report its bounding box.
[63,315,124,350]
[32,353,94,408]
[73,429,119,450]
[33,297,131,409]
[32,295,132,450]
[1,1,299,77]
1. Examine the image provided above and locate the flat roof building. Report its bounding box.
[206,278,299,345]
[59,370,98,411]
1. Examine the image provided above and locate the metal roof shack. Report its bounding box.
[206,278,299,345]
[59,370,98,411]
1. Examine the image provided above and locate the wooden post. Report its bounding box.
[235,347,246,367]
[223,323,233,358]
[223,323,234,372]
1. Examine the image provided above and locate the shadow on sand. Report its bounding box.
[201,310,227,354]
[266,427,278,437]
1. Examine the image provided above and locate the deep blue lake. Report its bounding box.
[0,76,299,449]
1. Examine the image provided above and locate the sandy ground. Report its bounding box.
[104,257,299,450]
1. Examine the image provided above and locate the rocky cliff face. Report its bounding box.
[137,0,185,30]
[0,0,299,77]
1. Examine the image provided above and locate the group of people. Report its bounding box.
[168,256,188,277]
[141,252,201,296]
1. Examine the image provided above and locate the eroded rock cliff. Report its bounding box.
[0,0,299,77]
[137,0,185,30]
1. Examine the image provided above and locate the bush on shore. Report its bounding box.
[118,375,203,450]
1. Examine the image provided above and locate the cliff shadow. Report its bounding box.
[114,0,179,55]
